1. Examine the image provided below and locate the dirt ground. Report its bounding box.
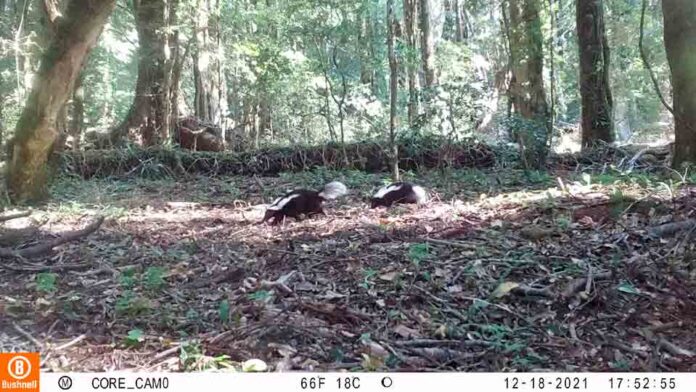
[1,167,695,371]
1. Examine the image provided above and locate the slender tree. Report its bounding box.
[387,0,399,181]
[577,0,613,147]
[7,0,116,202]
[403,0,419,125]
[507,0,550,168]
[662,0,696,167]
[193,0,225,128]
[420,0,438,88]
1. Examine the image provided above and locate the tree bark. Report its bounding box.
[7,0,116,203]
[387,0,400,181]
[507,0,550,169]
[577,0,613,148]
[193,0,225,128]
[662,0,696,167]
[69,72,84,150]
[404,0,419,125]
[419,0,438,88]
[113,0,174,146]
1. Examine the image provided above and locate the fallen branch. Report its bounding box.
[511,284,553,298]
[0,211,31,223]
[658,338,695,358]
[0,216,105,259]
[562,271,612,299]
[649,219,696,238]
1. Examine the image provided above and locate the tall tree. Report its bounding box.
[193,0,225,128]
[7,0,116,202]
[577,0,613,147]
[403,0,419,125]
[387,0,399,181]
[113,0,176,146]
[419,0,438,88]
[662,0,696,168]
[507,0,550,168]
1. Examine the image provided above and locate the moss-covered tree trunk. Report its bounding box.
[113,0,173,146]
[662,0,696,168]
[577,0,613,148]
[508,0,550,169]
[7,0,115,203]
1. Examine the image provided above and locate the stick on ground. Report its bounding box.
[0,216,105,259]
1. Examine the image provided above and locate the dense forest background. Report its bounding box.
[0,0,675,160]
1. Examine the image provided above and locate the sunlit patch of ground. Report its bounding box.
[0,167,694,371]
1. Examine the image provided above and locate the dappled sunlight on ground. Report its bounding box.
[1,168,695,371]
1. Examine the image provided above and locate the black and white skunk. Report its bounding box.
[370,182,428,208]
[262,181,348,224]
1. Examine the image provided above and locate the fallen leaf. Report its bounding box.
[242,359,268,372]
[379,271,399,281]
[492,281,520,298]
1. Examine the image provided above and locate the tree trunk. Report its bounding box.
[387,0,400,181]
[507,0,550,169]
[113,0,173,146]
[419,0,438,88]
[193,0,224,127]
[662,0,696,168]
[577,0,613,148]
[69,72,84,150]
[7,0,116,203]
[404,0,419,125]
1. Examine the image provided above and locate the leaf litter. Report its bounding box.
[0,166,695,372]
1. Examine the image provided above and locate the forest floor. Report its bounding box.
[1,165,695,371]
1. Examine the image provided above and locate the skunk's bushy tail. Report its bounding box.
[318,181,348,200]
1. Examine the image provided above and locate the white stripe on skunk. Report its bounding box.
[370,182,427,208]
[262,181,348,224]
[373,183,403,198]
[267,194,301,211]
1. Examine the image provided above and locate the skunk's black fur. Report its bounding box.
[370,182,427,208]
[262,181,347,224]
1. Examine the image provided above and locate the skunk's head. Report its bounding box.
[370,197,385,209]
[262,209,277,223]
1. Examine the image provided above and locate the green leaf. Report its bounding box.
[36,272,57,293]
[219,299,230,323]
[617,282,640,295]
[408,243,431,266]
[248,290,272,302]
[125,329,145,346]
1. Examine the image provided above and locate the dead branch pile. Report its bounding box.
[60,140,496,179]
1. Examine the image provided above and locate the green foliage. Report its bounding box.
[407,243,431,266]
[36,272,58,293]
[248,290,272,302]
[143,267,166,291]
[218,299,230,324]
[124,328,145,347]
